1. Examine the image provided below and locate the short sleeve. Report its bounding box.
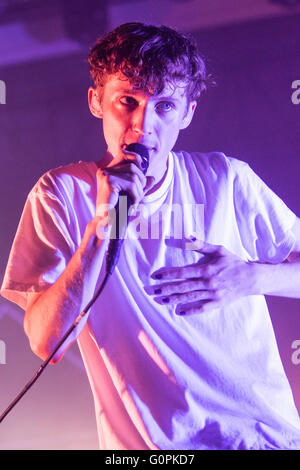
[232,159,296,263]
[0,175,76,310]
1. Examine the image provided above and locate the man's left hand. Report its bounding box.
[147,241,259,316]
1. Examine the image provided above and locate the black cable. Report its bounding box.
[0,270,111,424]
[0,142,149,424]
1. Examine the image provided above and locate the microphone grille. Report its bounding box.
[125,143,149,174]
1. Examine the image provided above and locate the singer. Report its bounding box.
[1,22,300,450]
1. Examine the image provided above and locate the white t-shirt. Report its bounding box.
[1,150,300,450]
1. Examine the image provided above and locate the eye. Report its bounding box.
[119,96,137,107]
[156,101,175,113]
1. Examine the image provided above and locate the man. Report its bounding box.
[1,22,300,450]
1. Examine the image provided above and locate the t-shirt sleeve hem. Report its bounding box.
[1,288,27,311]
[0,283,50,311]
[275,212,297,263]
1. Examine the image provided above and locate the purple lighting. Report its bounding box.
[0,3,299,451]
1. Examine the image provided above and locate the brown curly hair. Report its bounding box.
[88,22,213,102]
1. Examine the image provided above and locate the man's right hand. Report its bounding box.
[96,149,154,217]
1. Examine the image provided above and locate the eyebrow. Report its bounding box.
[113,87,148,96]
[115,88,182,102]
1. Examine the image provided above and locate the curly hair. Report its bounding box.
[88,22,213,102]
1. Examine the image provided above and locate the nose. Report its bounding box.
[131,104,152,136]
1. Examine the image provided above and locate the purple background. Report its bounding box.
[0,1,299,449]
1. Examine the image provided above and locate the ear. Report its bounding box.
[88,87,103,119]
[180,100,197,130]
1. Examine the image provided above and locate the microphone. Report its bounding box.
[0,147,149,425]
[105,143,150,276]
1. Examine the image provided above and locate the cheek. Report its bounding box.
[102,110,127,146]
[159,119,181,147]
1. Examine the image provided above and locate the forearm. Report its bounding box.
[255,252,300,298]
[24,217,109,362]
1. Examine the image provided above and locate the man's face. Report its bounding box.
[89,73,196,184]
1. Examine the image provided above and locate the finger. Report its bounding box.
[145,278,208,297]
[123,149,147,173]
[101,171,145,206]
[175,299,217,317]
[153,289,213,306]
[106,148,145,171]
[151,263,203,280]
[124,174,144,206]
[105,167,152,195]
[103,162,147,188]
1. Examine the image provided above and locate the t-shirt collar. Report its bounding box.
[142,151,174,204]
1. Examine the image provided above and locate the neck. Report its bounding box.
[145,157,169,195]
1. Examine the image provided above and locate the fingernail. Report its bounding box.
[154,273,163,279]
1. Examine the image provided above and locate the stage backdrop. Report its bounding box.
[0,4,299,450]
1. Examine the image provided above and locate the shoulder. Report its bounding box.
[30,160,98,201]
[173,149,249,180]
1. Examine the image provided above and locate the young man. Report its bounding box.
[1,22,300,450]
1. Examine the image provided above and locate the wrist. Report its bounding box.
[247,261,268,296]
[250,260,280,296]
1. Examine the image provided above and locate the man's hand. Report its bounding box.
[146,241,259,316]
[96,149,154,216]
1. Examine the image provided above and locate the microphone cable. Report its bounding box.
[0,143,149,424]
[0,270,110,424]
